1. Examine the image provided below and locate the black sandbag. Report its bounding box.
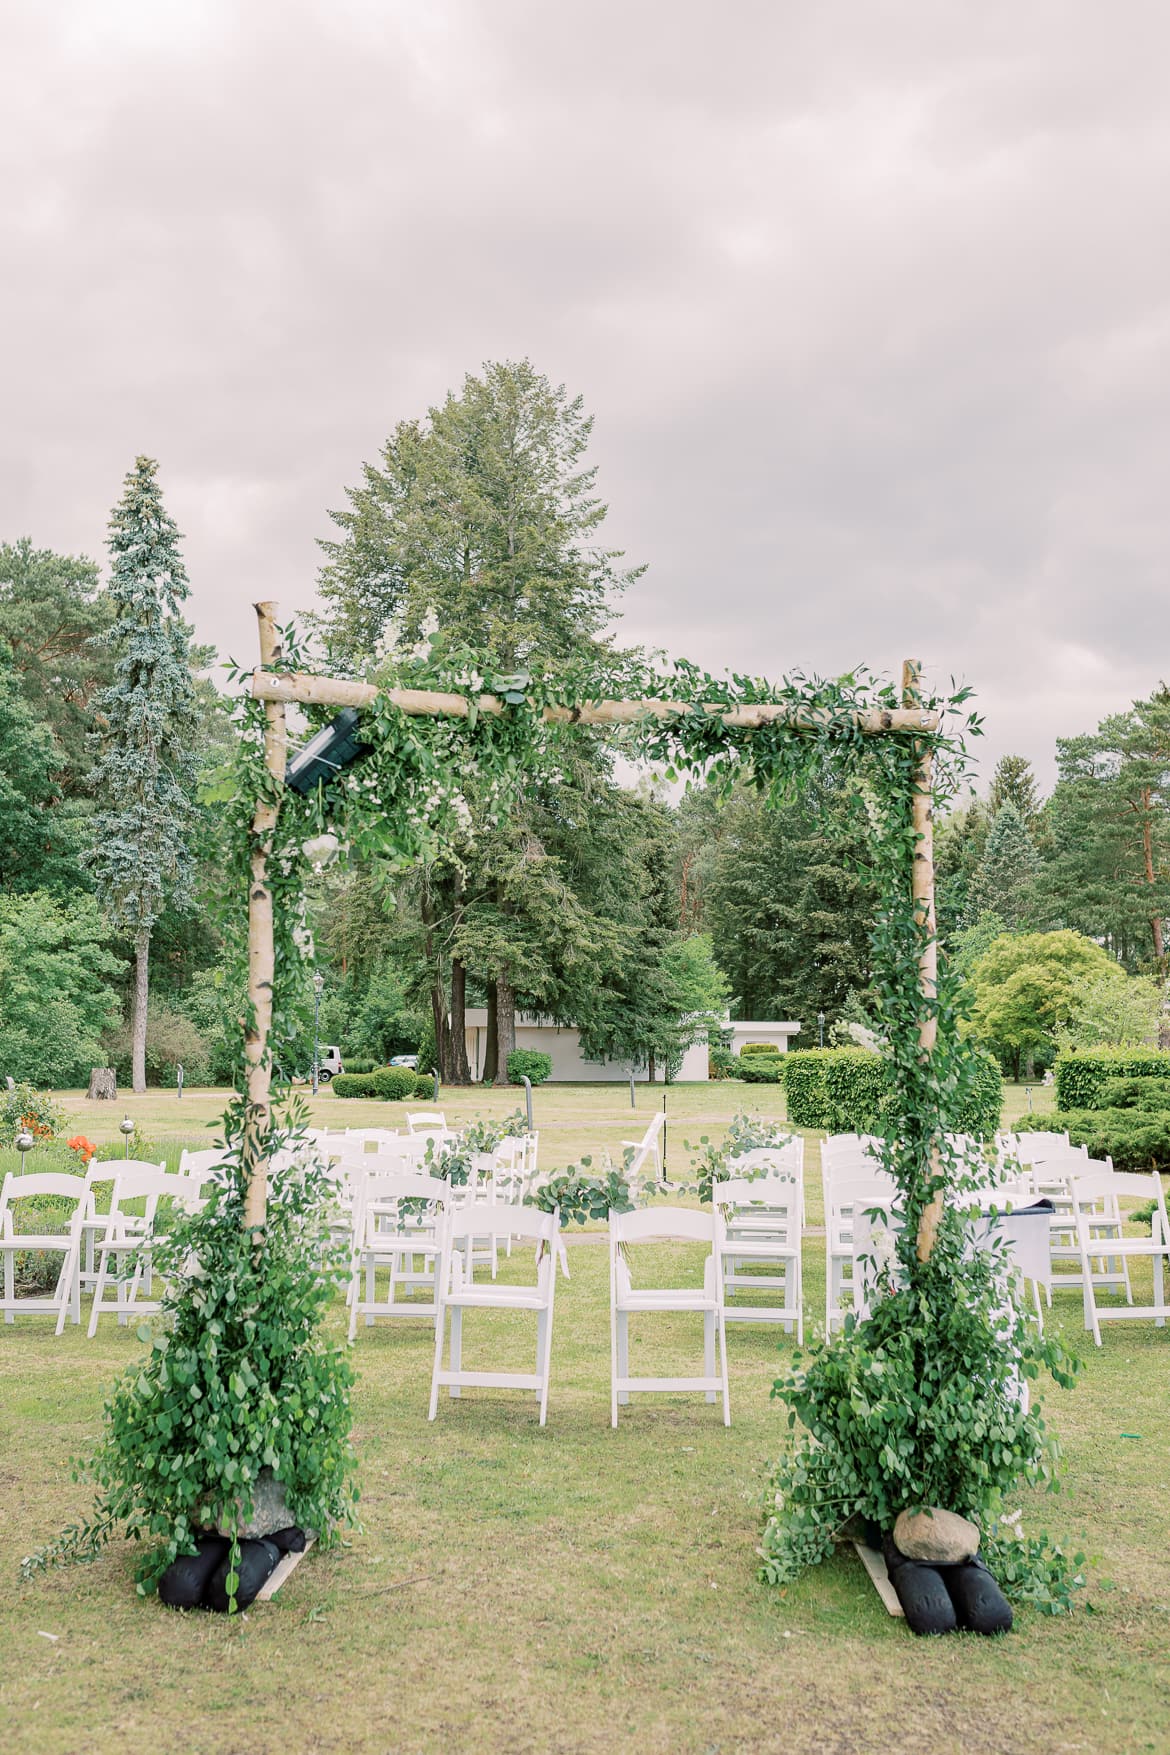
[204,1538,281,1613]
[158,1534,229,1610]
[267,1526,307,1554]
[943,1556,1013,1635]
[882,1536,958,1636]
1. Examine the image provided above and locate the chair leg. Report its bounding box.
[537,1305,553,1427]
[428,1304,444,1421]
[610,1298,619,1428]
[88,1248,110,1338]
[617,1311,629,1405]
[718,1310,730,1427]
[449,1306,462,1397]
[704,1309,715,1402]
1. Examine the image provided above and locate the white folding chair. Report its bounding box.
[88,1166,204,1335]
[1072,1168,1169,1346]
[825,1172,898,1332]
[177,1147,233,1186]
[716,1175,803,1338]
[609,1208,730,1426]
[620,1112,665,1188]
[407,1111,449,1135]
[0,1172,92,1332]
[429,1204,560,1425]
[348,1171,453,1339]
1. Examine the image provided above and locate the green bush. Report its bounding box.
[1054,1048,1170,1112]
[738,1058,781,1083]
[331,1073,376,1098]
[740,1042,781,1058]
[1019,1108,1170,1172]
[343,1057,377,1075]
[784,1049,887,1130]
[506,1049,552,1086]
[414,1072,436,1097]
[0,1084,65,1146]
[370,1066,418,1101]
[1097,1077,1170,1111]
[784,1045,1001,1136]
[708,1046,739,1080]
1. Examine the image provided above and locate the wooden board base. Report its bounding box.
[852,1539,903,1617]
[255,1534,316,1602]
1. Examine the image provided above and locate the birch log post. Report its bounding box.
[902,659,943,1264]
[242,601,288,1233]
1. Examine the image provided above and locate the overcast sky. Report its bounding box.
[4,0,1169,788]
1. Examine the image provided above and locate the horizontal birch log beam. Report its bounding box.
[251,669,940,735]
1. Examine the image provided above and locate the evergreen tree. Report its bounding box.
[316,361,644,1080]
[988,754,1040,826]
[86,457,199,1092]
[1042,687,1170,968]
[967,801,1040,930]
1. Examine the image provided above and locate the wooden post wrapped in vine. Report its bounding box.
[242,601,288,1232]
[903,657,943,1264]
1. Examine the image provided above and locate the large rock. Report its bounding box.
[893,1507,979,1566]
[220,1469,298,1540]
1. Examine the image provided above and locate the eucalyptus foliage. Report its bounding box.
[22,1113,357,1606]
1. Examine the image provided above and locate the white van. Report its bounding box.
[316,1046,343,1083]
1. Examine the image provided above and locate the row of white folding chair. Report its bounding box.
[1013,1153,1132,1307]
[0,1163,206,1334]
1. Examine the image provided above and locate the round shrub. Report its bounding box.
[331,1073,377,1099]
[370,1066,419,1101]
[414,1072,435,1098]
[506,1049,552,1085]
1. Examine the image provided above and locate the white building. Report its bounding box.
[462,1010,710,1083]
[726,1020,803,1055]
[460,1012,803,1082]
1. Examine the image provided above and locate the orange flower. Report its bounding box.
[67,1135,99,1164]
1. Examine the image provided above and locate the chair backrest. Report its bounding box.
[727,1145,802,1182]
[610,1206,715,1248]
[357,1170,453,1228]
[178,1148,233,1179]
[717,1176,800,1227]
[407,1112,448,1134]
[445,1201,558,1247]
[0,1171,91,1229]
[1070,1165,1164,1213]
[1011,1131,1071,1165]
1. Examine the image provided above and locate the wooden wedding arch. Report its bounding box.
[241,601,945,1258]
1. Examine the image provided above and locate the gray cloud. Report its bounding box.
[3,0,1169,786]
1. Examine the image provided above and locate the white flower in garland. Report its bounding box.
[302,831,341,870]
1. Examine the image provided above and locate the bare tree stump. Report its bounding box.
[87,1068,117,1101]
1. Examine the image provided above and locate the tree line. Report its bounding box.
[2,361,1167,1090]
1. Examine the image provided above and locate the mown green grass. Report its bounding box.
[4,1080,1169,1755]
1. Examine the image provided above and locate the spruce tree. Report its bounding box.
[968,801,1039,930]
[988,754,1040,826]
[87,458,199,1092]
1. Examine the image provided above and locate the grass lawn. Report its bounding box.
[3,1081,1169,1754]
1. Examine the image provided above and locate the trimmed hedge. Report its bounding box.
[738,1058,781,1084]
[1019,1109,1170,1173]
[784,1049,887,1131]
[785,1045,1002,1137]
[506,1049,552,1086]
[740,1042,781,1058]
[1098,1077,1170,1111]
[1053,1048,1170,1112]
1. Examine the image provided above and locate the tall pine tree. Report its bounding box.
[86,458,199,1092]
[968,801,1040,930]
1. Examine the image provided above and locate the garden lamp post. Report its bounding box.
[817,1011,825,1048]
[119,1116,135,1159]
[312,972,325,1096]
[15,1129,33,1169]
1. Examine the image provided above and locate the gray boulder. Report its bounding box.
[893,1507,979,1566]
